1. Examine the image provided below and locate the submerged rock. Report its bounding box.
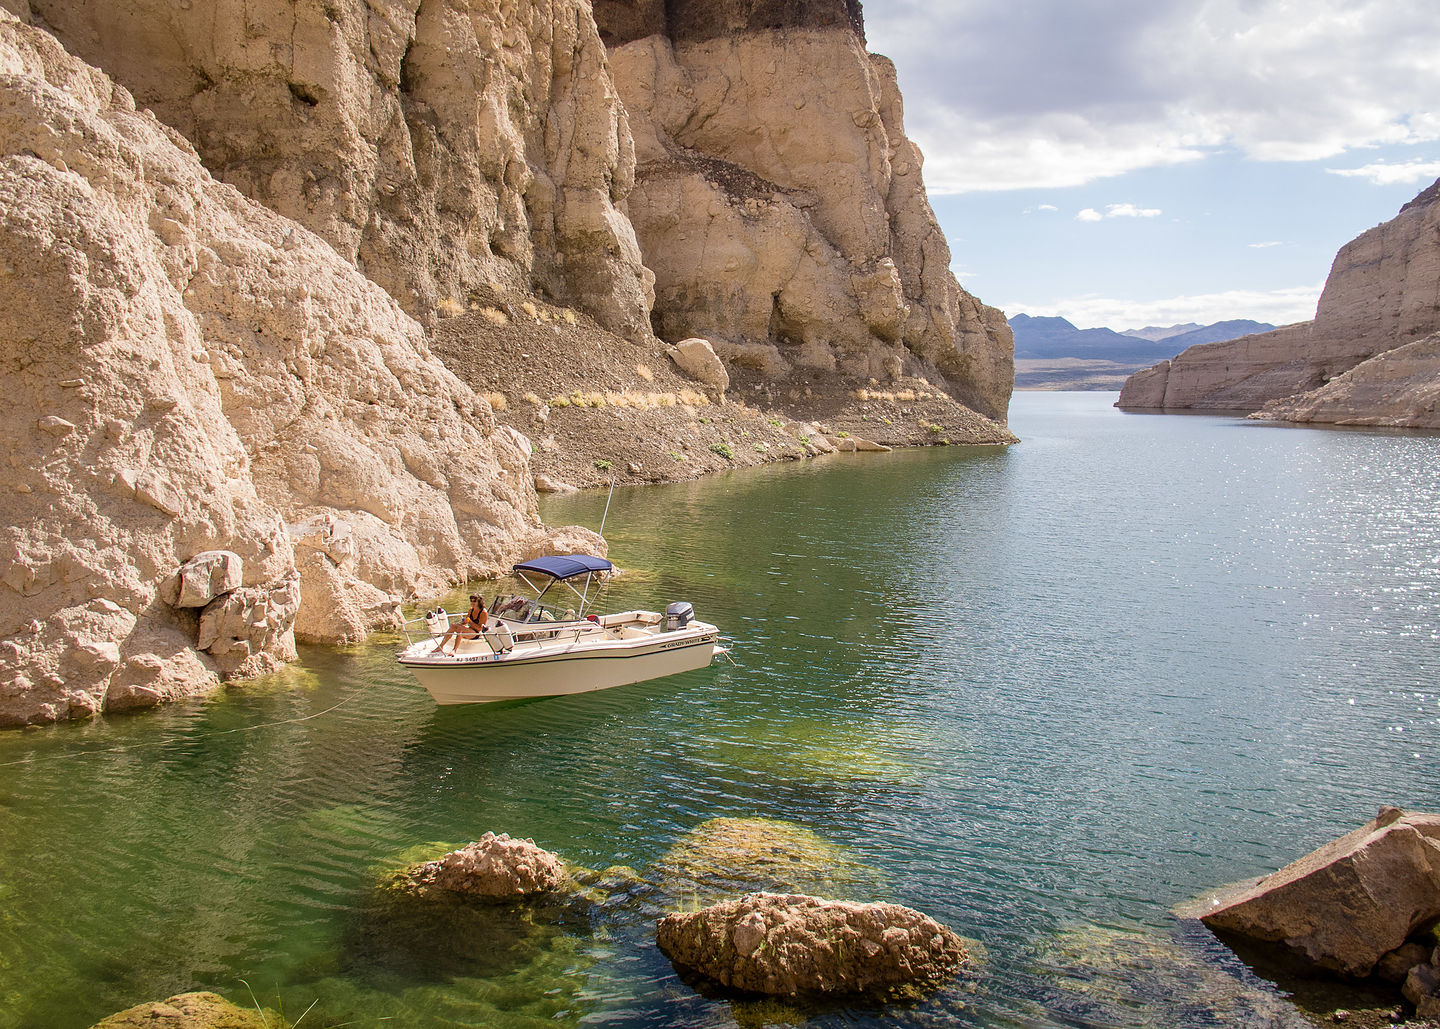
[90,991,287,1028]
[1178,807,1440,978]
[653,816,884,905]
[656,891,968,999]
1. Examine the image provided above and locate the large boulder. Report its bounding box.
[403,832,568,901]
[1179,807,1440,977]
[656,891,969,998]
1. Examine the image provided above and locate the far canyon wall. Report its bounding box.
[1118,180,1440,425]
[597,0,1013,421]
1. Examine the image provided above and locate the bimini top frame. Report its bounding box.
[510,554,614,615]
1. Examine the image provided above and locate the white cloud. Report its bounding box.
[864,0,1440,192]
[1004,284,1324,330]
[1326,159,1440,186]
[1105,203,1162,218]
[1038,203,1058,211]
[1249,241,1282,248]
[1076,203,1162,221]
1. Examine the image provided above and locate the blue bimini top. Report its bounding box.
[511,554,614,581]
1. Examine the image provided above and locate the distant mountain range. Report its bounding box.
[1008,315,1277,390]
[1009,315,1275,362]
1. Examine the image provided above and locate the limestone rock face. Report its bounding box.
[1179,807,1440,978]
[1119,178,1440,416]
[656,891,969,998]
[28,0,654,338]
[0,12,558,725]
[1255,331,1440,428]
[603,3,1013,421]
[411,832,567,899]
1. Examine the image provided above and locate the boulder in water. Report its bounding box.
[90,991,286,1028]
[656,891,968,999]
[402,832,567,900]
[1178,807,1440,978]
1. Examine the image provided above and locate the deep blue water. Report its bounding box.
[1,391,1437,1028]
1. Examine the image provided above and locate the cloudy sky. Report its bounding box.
[863,0,1440,329]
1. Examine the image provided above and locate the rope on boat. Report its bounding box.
[0,687,367,768]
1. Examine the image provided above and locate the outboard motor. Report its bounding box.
[665,601,694,631]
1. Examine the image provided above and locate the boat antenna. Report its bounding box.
[598,469,617,537]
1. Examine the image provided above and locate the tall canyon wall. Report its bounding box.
[597,0,1013,421]
[0,10,592,726]
[23,0,655,336]
[1118,180,1440,424]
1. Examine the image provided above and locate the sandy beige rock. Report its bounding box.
[410,832,567,899]
[161,550,243,609]
[29,0,654,338]
[1254,332,1440,428]
[604,4,1012,422]
[0,12,566,725]
[91,990,286,1029]
[1120,179,1440,416]
[656,891,969,998]
[1178,807,1440,978]
[669,337,729,391]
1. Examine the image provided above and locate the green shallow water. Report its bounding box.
[2,392,1439,1027]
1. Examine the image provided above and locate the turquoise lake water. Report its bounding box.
[2,391,1438,1027]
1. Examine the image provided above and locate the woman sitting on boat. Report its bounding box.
[437,595,487,655]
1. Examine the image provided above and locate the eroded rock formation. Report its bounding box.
[0,11,592,726]
[24,0,655,337]
[600,0,1013,422]
[656,891,970,998]
[1119,179,1440,420]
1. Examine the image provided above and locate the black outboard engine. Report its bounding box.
[665,601,694,631]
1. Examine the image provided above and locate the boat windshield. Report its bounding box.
[490,594,582,624]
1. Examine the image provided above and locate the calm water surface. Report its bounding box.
[3,392,1438,1028]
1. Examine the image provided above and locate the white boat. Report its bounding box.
[396,554,724,705]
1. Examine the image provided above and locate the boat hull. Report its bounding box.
[398,624,721,705]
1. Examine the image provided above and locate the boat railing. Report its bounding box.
[399,607,599,649]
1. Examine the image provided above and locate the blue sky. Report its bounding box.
[863,0,1440,330]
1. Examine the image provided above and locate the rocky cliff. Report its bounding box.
[1118,180,1440,422]
[23,0,655,337]
[0,10,591,726]
[597,0,1013,422]
[1,0,1012,727]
